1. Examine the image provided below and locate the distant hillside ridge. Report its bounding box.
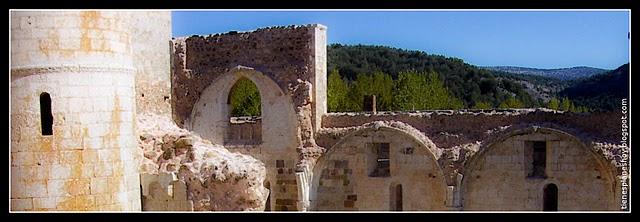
[560,63,629,111]
[482,66,609,80]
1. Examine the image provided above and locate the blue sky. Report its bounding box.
[172,11,630,70]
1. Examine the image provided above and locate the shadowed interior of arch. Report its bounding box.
[225,77,262,145]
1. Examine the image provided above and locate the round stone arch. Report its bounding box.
[309,122,447,211]
[189,66,298,151]
[461,126,618,211]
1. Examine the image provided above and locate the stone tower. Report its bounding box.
[10,10,171,211]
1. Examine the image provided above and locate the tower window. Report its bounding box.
[40,92,53,136]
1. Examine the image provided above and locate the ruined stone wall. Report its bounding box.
[186,67,301,210]
[140,173,193,211]
[320,110,621,148]
[316,110,624,210]
[137,114,268,211]
[130,11,172,116]
[311,126,447,211]
[10,11,140,211]
[171,24,327,129]
[173,25,328,211]
[462,129,616,210]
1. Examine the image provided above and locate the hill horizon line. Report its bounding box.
[328,43,624,71]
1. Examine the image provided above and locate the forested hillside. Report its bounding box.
[327,44,538,111]
[560,63,630,111]
[483,66,609,80]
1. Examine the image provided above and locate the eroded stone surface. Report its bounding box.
[11,11,628,212]
[137,114,268,211]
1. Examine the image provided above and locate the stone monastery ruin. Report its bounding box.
[10,11,628,211]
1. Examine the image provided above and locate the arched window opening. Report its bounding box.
[390,184,403,211]
[543,183,558,211]
[40,92,53,136]
[225,77,262,145]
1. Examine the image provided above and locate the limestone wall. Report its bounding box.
[140,173,193,211]
[462,129,617,210]
[188,67,297,150]
[171,24,327,129]
[137,114,268,211]
[320,109,622,149]
[10,11,140,211]
[173,25,328,211]
[316,110,624,211]
[311,126,447,211]
[130,11,172,116]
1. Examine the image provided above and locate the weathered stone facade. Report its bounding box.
[10,10,628,212]
[137,114,268,211]
[172,25,328,210]
[10,11,143,211]
[312,123,447,211]
[316,110,624,210]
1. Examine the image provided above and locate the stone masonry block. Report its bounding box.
[11,198,33,211]
[32,196,58,209]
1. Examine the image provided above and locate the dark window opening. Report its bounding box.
[369,143,390,177]
[543,183,558,211]
[527,141,547,178]
[40,92,53,136]
[225,78,262,145]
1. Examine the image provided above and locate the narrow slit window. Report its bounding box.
[40,92,53,135]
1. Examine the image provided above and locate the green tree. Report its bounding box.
[424,72,448,109]
[327,69,349,112]
[393,70,464,110]
[561,96,572,111]
[547,97,560,110]
[472,101,492,109]
[569,103,577,113]
[578,106,590,113]
[351,72,394,111]
[393,70,426,110]
[229,78,261,117]
[371,72,395,111]
[327,44,539,109]
[499,96,523,108]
